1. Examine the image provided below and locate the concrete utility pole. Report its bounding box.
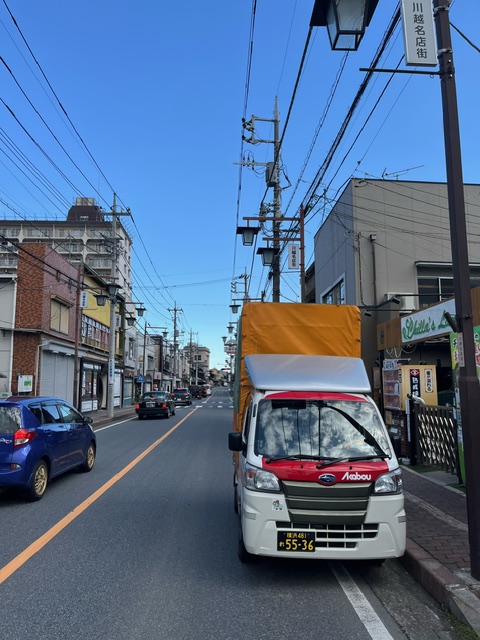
[106,193,130,419]
[73,265,83,409]
[168,303,182,388]
[272,97,281,303]
[239,97,283,302]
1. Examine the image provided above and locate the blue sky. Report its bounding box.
[0,0,479,368]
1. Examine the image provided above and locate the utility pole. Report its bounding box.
[106,193,130,419]
[239,97,283,302]
[168,303,182,388]
[272,97,281,302]
[433,0,480,580]
[189,329,193,386]
[73,265,83,409]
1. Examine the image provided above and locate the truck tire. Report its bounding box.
[233,480,239,514]
[238,515,254,563]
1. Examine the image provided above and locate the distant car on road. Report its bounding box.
[0,396,96,501]
[172,388,192,405]
[135,391,176,420]
[189,385,202,399]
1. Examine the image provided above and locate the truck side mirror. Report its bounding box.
[228,432,243,451]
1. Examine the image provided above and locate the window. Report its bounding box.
[418,276,480,307]
[24,228,51,238]
[50,298,70,334]
[322,280,345,305]
[0,227,20,237]
[81,316,109,347]
[58,402,82,423]
[28,404,43,424]
[254,397,390,459]
[41,403,62,424]
[0,406,21,433]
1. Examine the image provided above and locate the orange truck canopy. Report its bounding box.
[233,302,361,432]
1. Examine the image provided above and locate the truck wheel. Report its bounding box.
[233,482,239,514]
[238,515,254,563]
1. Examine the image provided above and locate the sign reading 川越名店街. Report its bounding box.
[401,299,456,344]
[400,0,437,67]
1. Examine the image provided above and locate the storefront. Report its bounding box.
[80,361,103,413]
[376,291,480,457]
[123,369,135,406]
[39,344,75,404]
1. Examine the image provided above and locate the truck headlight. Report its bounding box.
[245,462,281,492]
[374,468,403,494]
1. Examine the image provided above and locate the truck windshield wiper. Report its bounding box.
[265,454,337,464]
[319,402,389,458]
[316,454,390,469]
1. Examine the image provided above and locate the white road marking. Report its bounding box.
[330,563,395,640]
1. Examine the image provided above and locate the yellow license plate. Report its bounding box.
[277,531,315,552]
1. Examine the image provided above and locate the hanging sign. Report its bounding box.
[401,0,437,67]
[288,244,299,270]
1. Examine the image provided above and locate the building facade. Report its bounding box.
[0,198,137,410]
[313,178,480,388]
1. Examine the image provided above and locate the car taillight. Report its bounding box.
[161,403,167,408]
[14,429,37,447]
[135,404,140,409]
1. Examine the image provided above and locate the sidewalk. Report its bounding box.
[86,407,480,635]
[87,405,137,429]
[400,464,480,636]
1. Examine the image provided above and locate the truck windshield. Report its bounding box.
[254,398,390,460]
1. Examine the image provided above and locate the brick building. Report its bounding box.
[12,243,79,400]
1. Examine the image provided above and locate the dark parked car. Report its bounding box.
[135,391,176,420]
[0,396,96,501]
[172,388,192,406]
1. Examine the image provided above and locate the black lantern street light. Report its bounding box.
[310,0,379,51]
[236,225,261,246]
[256,246,279,268]
[95,293,108,307]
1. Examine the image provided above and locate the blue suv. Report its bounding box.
[0,396,96,501]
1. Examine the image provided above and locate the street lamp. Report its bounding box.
[95,294,108,307]
[236,225,260,246]
[256,246,278,267]
[310,0,379,51]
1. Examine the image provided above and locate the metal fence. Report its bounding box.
[413,404,458,476]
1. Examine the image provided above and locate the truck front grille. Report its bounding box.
[281,479,372,526]
[276,521,379,549]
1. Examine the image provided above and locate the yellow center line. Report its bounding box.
[0,410,196,585]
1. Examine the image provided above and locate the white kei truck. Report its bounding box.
[228,302,406,563]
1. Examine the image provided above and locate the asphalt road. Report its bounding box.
[0,388,465,640]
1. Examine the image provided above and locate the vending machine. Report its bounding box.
[383,361,437,411]
[382,361,437,457]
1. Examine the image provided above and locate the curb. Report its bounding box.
[92,410,136,430]
[400,539,480,636]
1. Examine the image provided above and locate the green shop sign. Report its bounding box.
[401,299,456,343]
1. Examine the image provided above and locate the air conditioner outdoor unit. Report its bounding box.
[386,293,416,311]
